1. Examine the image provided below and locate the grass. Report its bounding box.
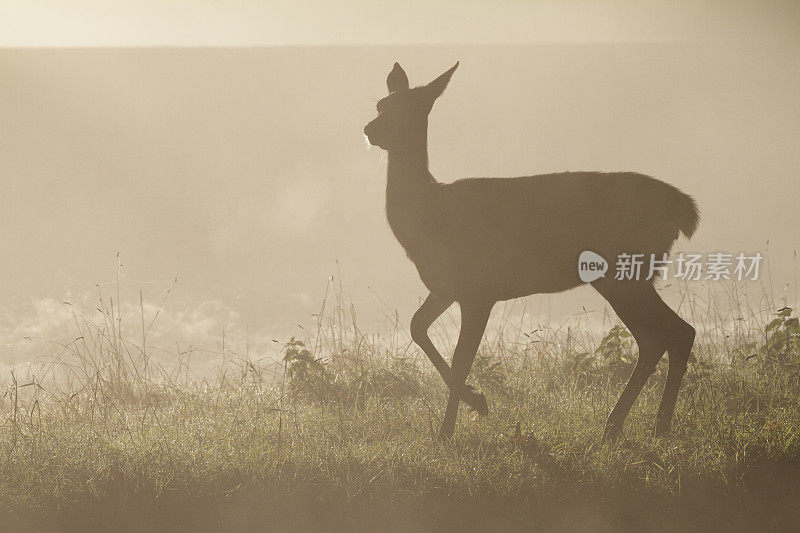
[0,279,799,532]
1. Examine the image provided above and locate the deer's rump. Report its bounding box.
[418,171,699,301]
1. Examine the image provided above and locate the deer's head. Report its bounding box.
[364,62,458,151]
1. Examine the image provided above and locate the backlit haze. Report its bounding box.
[1,1,798,373]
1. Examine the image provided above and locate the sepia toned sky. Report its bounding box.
[1,1,799,369]
[2,0,799,47]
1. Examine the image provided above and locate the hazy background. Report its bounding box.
[1,1,799,370]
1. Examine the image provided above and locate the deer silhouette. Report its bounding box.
[364,62,699,440]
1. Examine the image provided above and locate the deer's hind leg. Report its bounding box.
[655,306,695,436]
[594,281,692,441]
[411,293,489,416]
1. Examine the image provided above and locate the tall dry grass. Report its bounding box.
[0,268,798,531]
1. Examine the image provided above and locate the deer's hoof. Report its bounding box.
[463,385,489,416]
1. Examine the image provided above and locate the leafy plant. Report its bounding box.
[283,338,322,379]
[759,307,800,367]
[596,325,635,363]
[559,350,596,383]
[282,337,334,401]
[596,325,636,381]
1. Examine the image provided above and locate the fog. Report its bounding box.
[1,43,798,367]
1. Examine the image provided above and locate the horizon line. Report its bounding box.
[0,41,711,51]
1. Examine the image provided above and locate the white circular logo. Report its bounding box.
[578,251,608,283]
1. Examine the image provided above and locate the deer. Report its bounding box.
[363,62,699,441]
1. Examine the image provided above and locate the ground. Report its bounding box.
[1,304,798,532]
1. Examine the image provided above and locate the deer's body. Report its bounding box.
[387,169,698,302]
[366,62,699,440]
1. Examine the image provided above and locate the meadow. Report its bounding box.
[0,280,798,532]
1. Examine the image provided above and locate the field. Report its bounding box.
[1,285,799,532]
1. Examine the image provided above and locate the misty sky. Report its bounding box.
[2,1,799,47]
[1,2,799,367]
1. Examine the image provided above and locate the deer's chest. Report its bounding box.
[386,200,436,260]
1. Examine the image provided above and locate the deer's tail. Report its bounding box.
[672,188,700,240]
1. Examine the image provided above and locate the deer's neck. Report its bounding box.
[386,137,437,203]
[385,135,439,250]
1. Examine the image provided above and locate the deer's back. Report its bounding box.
[394,171,693,302]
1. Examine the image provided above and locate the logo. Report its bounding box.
[578,251,608,283]
[577,251,762,282]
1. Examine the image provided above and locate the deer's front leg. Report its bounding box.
[411,293,489,416]
[440,299,493,439]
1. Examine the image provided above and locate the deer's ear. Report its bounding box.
[426,62,459,100]
[387,62,409,93]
